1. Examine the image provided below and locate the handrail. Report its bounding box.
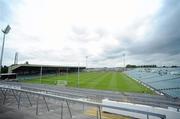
[0,84,166,119]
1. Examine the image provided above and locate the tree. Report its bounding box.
[1,65,8,73]
[25,61,29,64]
[126,64,137,68]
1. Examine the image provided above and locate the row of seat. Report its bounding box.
[125,68,180,97]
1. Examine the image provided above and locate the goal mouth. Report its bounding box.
[57,80,68,86]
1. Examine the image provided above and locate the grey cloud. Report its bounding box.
[137,0,180,55]
[137,1,180,55]
[95,28,108,38]
[71,26,87,36]
[98,0,180,65]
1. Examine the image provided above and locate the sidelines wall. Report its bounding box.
[102,99,180,119]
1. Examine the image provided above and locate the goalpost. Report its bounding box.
[57,80,67,86]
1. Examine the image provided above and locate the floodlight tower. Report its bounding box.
[14,52,18,65]
[0,25,11,74]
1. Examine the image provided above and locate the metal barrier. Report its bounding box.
[0,84,166,119]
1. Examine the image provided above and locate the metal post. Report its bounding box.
[57,68,60,84]
[96,107,99,119]
[43,96,49,111]
[18,92,21,109]
[36,95,39,115]
[86,56,88,70]
[2,89,7,104]
[66,100,72,118]
[0,33,6,74]
[66,67,68,81]
[61,103,63,119]
[83,103,84,112]
[98,106,102,119]
[77,63,79,88]
[58,67,60,75]
[11,90,19,105]
[26,92,32,106]
[1,89,6,96]
[147,114,149,119]
[40,66,42,84]
[123,53,125,67]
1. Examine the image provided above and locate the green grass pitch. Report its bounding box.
[22,71,154,94]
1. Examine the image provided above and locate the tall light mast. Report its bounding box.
[0,25,11,74]
[14,52,18,65]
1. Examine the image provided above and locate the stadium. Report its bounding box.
[1,0,180,119]
[1,63,180,119]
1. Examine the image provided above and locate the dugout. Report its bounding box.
[0,73,17,80]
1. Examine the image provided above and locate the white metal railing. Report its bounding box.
[0,84,166,119]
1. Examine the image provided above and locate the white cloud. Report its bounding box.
[1,0,163,67]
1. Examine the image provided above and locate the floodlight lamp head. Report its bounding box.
[2,25,11,34]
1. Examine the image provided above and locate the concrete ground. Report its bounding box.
[0,92,95,119]
[0,92,132,119]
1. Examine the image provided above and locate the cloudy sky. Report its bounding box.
[0,0,180,67]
